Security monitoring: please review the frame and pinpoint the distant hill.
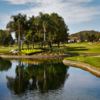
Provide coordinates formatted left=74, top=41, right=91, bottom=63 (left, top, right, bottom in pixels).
left=69, top=30, right=100, bottom=42
left=71, top=30, right=100, bottom=37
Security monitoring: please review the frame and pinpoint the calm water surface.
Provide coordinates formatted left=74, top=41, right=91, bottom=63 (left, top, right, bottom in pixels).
left=0, top=58, right=100, bottom=100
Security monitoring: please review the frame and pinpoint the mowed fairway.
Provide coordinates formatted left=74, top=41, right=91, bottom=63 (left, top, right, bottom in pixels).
left=66, top=42, right=100, bottom=54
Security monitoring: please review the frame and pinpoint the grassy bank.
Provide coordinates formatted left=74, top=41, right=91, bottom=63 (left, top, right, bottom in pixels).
left=65, top=56, right=100, bottom=68
left=64, top=42, right=100, bottom=68
left=65, top=42, right=100, bottom=54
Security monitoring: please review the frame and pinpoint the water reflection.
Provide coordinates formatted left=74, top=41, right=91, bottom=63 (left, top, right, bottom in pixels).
left=0, top=58, right=11, bottom=72
left=0, top=58, right=100, bottom=100
left=6, top=60, right=69, bottom=95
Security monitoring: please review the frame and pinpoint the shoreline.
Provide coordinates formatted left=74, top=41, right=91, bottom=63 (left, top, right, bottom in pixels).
left=0, top=54, right=100, bottom=77
left=0, top=54, right=68, bottom=59
left=63, top=59, right=100, bottom=77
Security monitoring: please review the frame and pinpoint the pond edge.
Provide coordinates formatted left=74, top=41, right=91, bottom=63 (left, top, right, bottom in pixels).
left=0, top=54, right=68, bottom=59
left=63, top=59, right=100, bottom=77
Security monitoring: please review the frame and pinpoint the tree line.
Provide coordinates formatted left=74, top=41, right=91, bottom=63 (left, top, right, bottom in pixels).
left=70, top=30, right=100, bottom=42
left=5, top=12, right=69, bottom=49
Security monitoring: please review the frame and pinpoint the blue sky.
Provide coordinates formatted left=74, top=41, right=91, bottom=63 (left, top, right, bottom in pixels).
left=0, top=0, right=100, bottom=34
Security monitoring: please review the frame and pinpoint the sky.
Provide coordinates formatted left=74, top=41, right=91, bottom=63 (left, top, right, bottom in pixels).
left=0, top=0, right=100, bottom=34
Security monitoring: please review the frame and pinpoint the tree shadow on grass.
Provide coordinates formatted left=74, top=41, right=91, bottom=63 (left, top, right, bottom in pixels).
left=66, top=46, right=88, bottom=51
left=65, top=46, right=89, bottom=57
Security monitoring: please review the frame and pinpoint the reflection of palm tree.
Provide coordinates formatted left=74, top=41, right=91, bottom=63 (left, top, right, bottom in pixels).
left=6, top=60, right=69, bottom=95
left=7, top=61, right=29, bottom=94
left=0, top=58, right=11, bottom=72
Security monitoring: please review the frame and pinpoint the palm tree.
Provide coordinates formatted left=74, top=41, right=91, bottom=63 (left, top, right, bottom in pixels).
left=7, top=13, right=27, bottom=51
left=39, top=13, right=50, bottom=47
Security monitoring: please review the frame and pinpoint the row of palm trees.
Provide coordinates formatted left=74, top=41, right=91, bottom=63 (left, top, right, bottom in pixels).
left=7, top=12, right=69, bottom=51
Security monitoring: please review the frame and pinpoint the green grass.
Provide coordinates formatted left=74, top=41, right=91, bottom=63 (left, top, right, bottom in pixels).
left=65, top=42, right=100, bottom=53
left=0, top=42, right=100, bottom=55
left=21, top=49, right=43, bottom=55
left=0, top=45, right=43, bottom=55
left=65, top=56, right=100, bottom=67
left=63, top=42, right=100, bottom=68
left=0, top=46, right=17, bottom=54
left=47, top=42, right=100, bottom=55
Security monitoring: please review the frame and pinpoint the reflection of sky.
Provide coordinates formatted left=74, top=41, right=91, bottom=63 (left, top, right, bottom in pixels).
left=0, top=73, right=11, bottom=100
left=0, top=60, right=18, bottom=100
left=6, top=60, right=18, bottom=78
left=63, top=67, right=100, bottom=100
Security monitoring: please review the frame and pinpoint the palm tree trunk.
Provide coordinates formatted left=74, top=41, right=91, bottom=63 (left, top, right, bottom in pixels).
left=43, top=22, right=46, bottom=42
left=18, top=20, right=21, bottom=52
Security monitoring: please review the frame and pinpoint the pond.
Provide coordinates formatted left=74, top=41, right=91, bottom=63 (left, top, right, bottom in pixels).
left=0, top=58, right=100, bottom=100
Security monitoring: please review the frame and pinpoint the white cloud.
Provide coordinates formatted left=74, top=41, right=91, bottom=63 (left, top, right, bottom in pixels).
left=5, top=0, right=34, bottom=4
left=16, top=0, right=100, bottom=24
left=6, top=0, right=93, bottom=5
left=2, top=0, right=100, bottom=32
left=64, top=0, right=93, bottom=4
left=0, top=14, right=11, bottom=29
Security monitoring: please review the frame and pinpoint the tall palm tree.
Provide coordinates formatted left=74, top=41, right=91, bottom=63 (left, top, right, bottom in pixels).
left=7, top=13, right=27, bottom=51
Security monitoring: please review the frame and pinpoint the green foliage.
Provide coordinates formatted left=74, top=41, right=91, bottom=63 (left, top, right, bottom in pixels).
left=0, top=30, right=13, bottom=46
left=7, top=13, right=27, bottom=40
left=6, top=12, right=69, bottom=49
